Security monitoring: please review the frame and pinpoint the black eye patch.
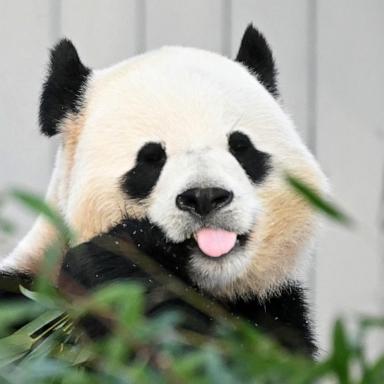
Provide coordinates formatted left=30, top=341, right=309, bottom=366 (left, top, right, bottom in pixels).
left=121, top=142, right=166, bottom=199
left=228, top=131, right=271, bottom=183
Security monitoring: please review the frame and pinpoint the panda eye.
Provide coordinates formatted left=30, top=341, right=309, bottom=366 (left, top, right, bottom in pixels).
left=228, top=131, right=251, bottom=153
left=137, top=142, right=166, bottom=164
left=228, top=131, right=271, bottom=184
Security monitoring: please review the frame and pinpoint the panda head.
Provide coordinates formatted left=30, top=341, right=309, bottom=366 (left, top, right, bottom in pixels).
left=7, top=25, right=328, bottom=299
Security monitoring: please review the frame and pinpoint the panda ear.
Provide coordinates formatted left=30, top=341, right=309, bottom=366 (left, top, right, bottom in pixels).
left=39, top=38, right=91, bottom=137
left=235, top=24, right=278, bottom=97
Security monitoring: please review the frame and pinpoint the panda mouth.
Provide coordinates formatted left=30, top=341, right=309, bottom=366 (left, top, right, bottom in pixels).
left=192, top=228, right=246, bottom=258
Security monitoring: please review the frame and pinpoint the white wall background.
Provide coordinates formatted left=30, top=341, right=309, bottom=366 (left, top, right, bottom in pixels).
left=0, top=0, right=383, bottom=355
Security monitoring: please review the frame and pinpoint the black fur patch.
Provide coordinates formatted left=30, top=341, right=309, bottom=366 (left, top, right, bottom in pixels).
left=39, top=38, right=91, bottom=136
left=227, top=285, right=316, bottom=355
left=0, top=271, right=35, bottom=334
left=58, top=218, right=316, bottom=355
left=228, top=131, right=271, bottom=183
left=121, top=142, right=167, bottom=199
left=60, top=218, right=192, bottom=291
left=235, top=24, right=279, bottom=97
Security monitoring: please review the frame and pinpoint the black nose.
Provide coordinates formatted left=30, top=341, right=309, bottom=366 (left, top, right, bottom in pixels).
left=176, top=187, right=233, bottom=216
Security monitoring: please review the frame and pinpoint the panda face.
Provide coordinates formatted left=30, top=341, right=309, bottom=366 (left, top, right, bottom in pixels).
left=128, top=136, right=263, bottom=290
left=126, top=133, right=267, bottom=243
left=2, top=26, right=328, bottom=298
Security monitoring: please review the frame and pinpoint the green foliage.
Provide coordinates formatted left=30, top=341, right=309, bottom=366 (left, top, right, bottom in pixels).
left=9, top=189, right=74, bottom=242
left=285, top=173, right=352, bottom=225
left=0, top=280, right=383, bottom=383
left=0, top=186, right=382, bottom=383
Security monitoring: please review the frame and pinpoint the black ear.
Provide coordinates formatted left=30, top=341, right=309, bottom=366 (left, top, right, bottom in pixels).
left=235, top=24, right=278, bottom=97
left=39, top=39, right=91, bottom=136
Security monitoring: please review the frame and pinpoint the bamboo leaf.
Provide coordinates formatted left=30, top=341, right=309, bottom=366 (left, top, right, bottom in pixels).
left=0, top=310, right=64, bottom=368
left=0, top=217, right=15, bottom=234
left=331, top=319, right=352, bottom=384
left=9, top=189, right=74, bottom=241
left=285, top=174, right=352, bottom=225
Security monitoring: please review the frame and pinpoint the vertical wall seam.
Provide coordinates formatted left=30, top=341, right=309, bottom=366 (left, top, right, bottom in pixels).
left=221, top=0, right=232, bottom=56
left=379, top=165, right=384, bottom=313
left=135, top=0, right=147, bottom=54
left=49, top=0, right=62, bottom=42
left=49, top=0, right=62, bottom=162
left=307, top=0, right=318, bottom=155
left=307, top=0, right=318, bottom=303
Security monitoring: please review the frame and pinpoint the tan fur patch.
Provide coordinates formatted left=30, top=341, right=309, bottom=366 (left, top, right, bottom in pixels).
left=216, top=166, right=325, bottom=299
left=58, top=114, right=85, bottom=207
left=68, top=186, right=149, bottom=245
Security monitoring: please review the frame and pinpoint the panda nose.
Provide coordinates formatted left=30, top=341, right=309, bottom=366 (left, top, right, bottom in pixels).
left=176, top=187, right=233, bottom=216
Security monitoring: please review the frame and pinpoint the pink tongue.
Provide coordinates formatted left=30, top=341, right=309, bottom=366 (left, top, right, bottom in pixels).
left=195, top=228, right=237, bottom=257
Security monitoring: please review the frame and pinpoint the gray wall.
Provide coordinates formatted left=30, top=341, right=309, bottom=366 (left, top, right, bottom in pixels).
left=0, top=0, right=383, bottom=355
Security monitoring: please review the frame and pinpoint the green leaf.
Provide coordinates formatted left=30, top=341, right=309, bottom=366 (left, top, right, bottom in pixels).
left=19, top=285, right=63, bottom=310
left=362, top=356, right=384, bottom=384
left=0, top=301, right=43, bottom=336
left=0, top=310, right=64, bottom=368
left=202, top=347, right=236, bottom=384
left=8, top=358, right=72, bottom=383
left=360, top=317, right=384, bottom=330
left=173, top=351, right=208, bottom=381
left=9, top=189, right=74, bottom=241
left=87, top=282, right=145, bottom=327
left=0, top=217, right=15, bottom=234
left=331, top=319, right=352, bottom=384
left=285, top=173, right=352, bottom=225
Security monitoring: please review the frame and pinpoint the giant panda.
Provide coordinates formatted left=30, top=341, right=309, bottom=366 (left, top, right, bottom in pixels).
left=0, top=25, right=328, bottom=356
